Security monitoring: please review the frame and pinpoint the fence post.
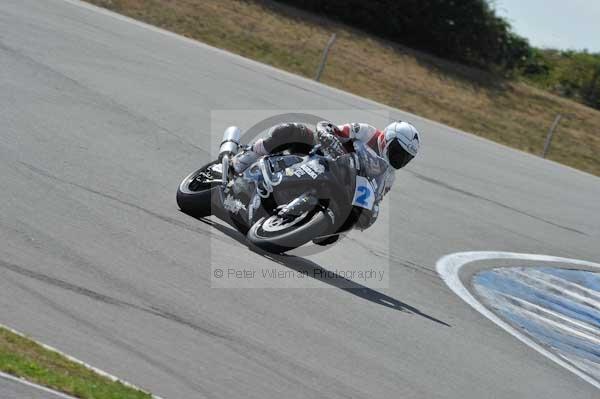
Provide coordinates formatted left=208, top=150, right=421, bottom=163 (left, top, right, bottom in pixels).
left=542, top=114, right=562, bottom=158
left=315, top=33, right=337, bottom=81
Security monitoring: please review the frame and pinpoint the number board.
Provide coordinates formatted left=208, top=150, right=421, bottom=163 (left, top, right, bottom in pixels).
left=352, top=175, right=375, bottom=210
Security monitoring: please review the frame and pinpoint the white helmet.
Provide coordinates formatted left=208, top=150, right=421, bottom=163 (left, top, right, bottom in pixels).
left=383, top=121, right=420, bottom=168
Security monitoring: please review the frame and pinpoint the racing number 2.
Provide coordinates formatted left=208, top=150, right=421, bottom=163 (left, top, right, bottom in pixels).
left=352, top=176, right=375, bottom=210
left=355, top=186, right=371, bottom=206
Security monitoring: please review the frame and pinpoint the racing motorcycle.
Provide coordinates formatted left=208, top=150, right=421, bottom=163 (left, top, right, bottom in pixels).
left=176, top=127, right=383, bottom=253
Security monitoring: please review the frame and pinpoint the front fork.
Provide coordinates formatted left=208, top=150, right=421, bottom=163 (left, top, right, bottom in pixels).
left=218, top=125, right=242, bottom=187
left=221, top=154, right=230, bottom=188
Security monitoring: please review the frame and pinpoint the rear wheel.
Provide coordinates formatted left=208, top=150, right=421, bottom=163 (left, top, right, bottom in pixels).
left=176, top=161, right=221, bottom=217
left=247, top=209, right=331, bottom=253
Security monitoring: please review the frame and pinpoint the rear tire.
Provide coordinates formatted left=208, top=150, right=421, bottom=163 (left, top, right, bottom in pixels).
left=247, top=209, right=331, bottom=254
left=177, top=161, right=220, bottom=217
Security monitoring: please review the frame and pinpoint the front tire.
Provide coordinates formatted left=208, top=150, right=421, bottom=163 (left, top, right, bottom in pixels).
left=177, top=161, right=221, bottom=217
left=247, top=209, right=331, bottom=253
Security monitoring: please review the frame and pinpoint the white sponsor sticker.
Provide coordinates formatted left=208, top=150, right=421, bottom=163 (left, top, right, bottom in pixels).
left=293, top=167, right=305, bottom=177
left=291, top=161, right=324, bottom=180
left=223, top=194, right=246, bottom=214
left=301, top=164, right=317, bottom=179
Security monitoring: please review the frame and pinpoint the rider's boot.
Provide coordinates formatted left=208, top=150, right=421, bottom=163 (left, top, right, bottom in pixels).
left=232, top=150, right=260, bottom=173
left=232, top=139, right=268, bottom=174
left=312, top=234, right=339, bottom=246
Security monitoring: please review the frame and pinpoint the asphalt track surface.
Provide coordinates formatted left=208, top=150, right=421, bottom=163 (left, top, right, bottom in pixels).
left=1, top=1, right=600, bottom=398
left=0, top=372, right=74, bottom=399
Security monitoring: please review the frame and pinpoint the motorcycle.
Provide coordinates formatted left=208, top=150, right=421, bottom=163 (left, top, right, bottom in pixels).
left=176, top=127, right=384, bottom=253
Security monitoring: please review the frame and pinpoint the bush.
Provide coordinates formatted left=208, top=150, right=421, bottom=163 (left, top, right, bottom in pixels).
left=522, top=49, right=600, bottom=109
left=273, top=0, right=531, bottom=70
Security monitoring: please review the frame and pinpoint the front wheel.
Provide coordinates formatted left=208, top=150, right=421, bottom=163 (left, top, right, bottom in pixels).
left=247, top=209, right=331, bottom=254
left=177, top=161, right=221, bottom=217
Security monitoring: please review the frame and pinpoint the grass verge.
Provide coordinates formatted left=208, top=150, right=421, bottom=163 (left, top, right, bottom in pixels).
left=0, top=326, right=151, bottom=399
left=86, top=0, right=600, bottom=176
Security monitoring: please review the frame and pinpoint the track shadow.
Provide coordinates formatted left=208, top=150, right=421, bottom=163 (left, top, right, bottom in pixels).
left=193, top=215, right=450, bottom=327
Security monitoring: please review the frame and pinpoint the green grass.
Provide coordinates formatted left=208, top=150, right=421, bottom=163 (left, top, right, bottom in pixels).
left=0, top=326, right=151, bottom=399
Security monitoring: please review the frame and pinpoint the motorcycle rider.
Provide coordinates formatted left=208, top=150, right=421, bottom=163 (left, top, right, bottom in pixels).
left=233, top=120, right=421, bottom=243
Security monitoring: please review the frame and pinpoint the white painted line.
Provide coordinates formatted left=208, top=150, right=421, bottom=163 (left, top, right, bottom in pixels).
left=0, top=323, right=165, bottom=399
left=58, top=0, right=599, bottom=181
left=436, top=251, right=600, bottom=390
left=0, top=371, right=79, bottom=399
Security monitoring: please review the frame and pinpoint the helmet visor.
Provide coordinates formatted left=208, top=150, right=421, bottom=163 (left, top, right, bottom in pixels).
left=388, top=139, right=414, bottom=169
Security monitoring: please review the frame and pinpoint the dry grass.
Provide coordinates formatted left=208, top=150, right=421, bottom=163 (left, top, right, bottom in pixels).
left=88, top=0, right=600, bottom=176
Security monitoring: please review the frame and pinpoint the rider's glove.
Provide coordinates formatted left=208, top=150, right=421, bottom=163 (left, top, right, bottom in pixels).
left=317, top=131, right=345, bottom=159
left=316, top=121, right=337, bottom=136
